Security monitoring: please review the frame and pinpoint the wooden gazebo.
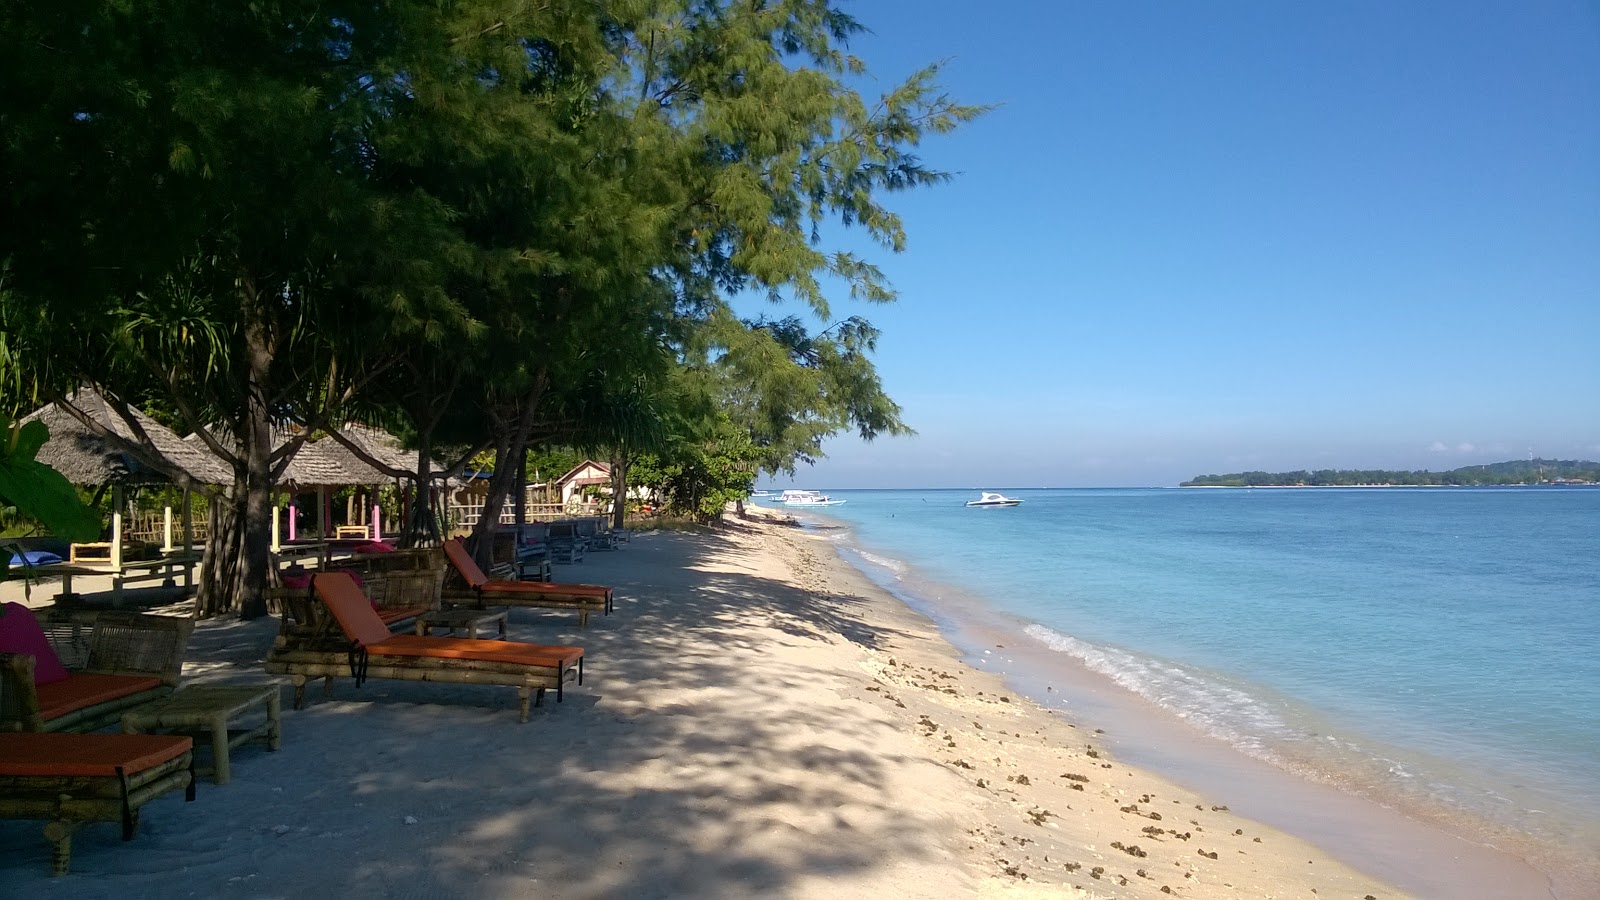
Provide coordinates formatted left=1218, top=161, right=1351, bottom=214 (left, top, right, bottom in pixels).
left=24, top=388, right=230, bottom=592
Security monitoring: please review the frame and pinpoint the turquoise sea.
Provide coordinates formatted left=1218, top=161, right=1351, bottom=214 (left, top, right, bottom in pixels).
left=756, top=486, right=1600, bottom=895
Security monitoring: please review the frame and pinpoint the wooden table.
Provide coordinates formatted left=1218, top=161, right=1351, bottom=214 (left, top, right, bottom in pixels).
left=121, top=683, right=283, bottom=785
left=37, top=551, right=202, bottom=604
left=415, top=607, right=510, bottom=640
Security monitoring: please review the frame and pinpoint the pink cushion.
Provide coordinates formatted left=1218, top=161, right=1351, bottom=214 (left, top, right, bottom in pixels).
left=0, top=602, right=72, bottom=686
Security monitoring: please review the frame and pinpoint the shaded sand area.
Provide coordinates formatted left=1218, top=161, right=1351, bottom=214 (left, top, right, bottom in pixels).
left=0, top=514, right=1545, bottom=897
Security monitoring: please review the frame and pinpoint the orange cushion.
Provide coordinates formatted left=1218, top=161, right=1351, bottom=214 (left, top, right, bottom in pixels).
left=35, top=674, right=164, bottom=721
left=0, top=733, right=192, bottom=777
left=376, top=606, right=430, bottom=625
left=315, top=572, right=393, bottom=647
left=367, top=634, right=583, bottom=667
left=483, top=580, right=610, bottom=598
left=443, top=539, right=490, bottom=589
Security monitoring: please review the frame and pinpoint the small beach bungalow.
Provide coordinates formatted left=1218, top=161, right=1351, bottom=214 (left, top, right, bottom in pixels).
left=553, top=460, right=612, bottom=509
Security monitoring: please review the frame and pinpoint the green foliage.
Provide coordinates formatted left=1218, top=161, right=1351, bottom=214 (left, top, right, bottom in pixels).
left=0, top=0, right=978, bottom=609
left=0, top=421, right=101, bottom=543
left=0, top=420, right=102, bottom=585
left=1181, top=459, right=1600, bottom=487
left=630, top=416, right=760, bottom=523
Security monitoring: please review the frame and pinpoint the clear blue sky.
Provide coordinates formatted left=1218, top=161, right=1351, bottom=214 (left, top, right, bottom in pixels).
left=760, top=1, right=1600, bottom=489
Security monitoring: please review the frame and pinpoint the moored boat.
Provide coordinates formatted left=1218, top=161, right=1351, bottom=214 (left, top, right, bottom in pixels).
left=779, top=489, right=847, bottom=507
left=965, top=491, right=1022, bottom=508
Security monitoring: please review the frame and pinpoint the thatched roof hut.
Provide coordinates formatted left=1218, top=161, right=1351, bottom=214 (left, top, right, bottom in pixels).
left=339, top=423, right=417, bottom=478
left=278, top=434, right=387, bottom=488
left=25, top=389, right=232, bottom=487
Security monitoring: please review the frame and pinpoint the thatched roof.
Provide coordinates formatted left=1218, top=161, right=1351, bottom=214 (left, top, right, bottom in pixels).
left=339, top=423, right=416, bottom=476
left=278, top=434, right=388, bottom=488
left=24, top=389, right=233, bottom=487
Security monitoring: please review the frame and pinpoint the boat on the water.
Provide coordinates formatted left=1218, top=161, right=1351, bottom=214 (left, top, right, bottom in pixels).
left=965, top=491, right=1022, bottom=508
left=779, top=489, right=847, bottom=507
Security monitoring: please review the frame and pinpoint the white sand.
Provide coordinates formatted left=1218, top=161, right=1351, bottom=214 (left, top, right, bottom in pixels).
left=0, top=515, right=1537, bottom=897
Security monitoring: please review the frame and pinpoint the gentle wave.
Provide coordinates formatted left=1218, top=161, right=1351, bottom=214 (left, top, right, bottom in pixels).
left=848, top=548, right=908, bottom=577
left=1023, top=623, right=1289, bottom=761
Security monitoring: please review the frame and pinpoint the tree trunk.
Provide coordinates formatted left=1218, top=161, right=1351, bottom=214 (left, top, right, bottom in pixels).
left=195, top=492, right=241, bottom=618
left=467, top=378, right=545, bottom=568
left=609, top=451, right=629, bottom=531
left=467, top=434, right=513, bottom=570
left=401, top=433, right=440, bottom=547
left=196, top=278, right=275, bottom=619
left=196, top=353, right=275, bottom=611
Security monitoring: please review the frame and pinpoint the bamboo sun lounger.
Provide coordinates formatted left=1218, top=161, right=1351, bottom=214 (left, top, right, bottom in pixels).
left=264, top=572, right=584, bottom=722
left=441, top=539, right=614, bottom=627
left=1, top=604, right=193, bottom=733
left=0, top=732, right=196, bottom=874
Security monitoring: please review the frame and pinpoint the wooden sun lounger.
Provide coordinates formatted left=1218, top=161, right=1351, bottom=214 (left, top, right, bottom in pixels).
left=264, top=572, right=584, bottom=722
left=440, top=539, right=613, bottom=627
left=2, top=609, right=192, bottom=733
left=0, top=732, right=196, bottom=874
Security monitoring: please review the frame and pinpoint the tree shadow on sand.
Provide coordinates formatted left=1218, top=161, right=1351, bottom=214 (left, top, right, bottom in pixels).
left=0, top=528, right=958, bottom=898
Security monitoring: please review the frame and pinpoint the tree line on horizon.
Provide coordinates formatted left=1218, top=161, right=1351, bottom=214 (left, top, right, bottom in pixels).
left=0, top=1, right=983, bottom=617
left=1180, top=458, right=1600, bottom=487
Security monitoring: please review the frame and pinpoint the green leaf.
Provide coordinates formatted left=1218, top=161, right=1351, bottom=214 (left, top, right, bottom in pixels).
left=0, top=421, right=102, bottom=542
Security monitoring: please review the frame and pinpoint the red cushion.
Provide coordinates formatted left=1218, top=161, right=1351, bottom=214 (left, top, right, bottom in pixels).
left=0, top=602, right=71, bottom=685
left=281, top=573, right=312, bottom=589
left=367, top=634, right=583, bottom=667
left=0, top=733, right=192, bottom=777
left=353, top=541, right=395, bottom=554
left=484, top=580, right=610, bottom=598
left=376, top=606, right=429, bottom=626
left=35, top=674, right=164, bottom=721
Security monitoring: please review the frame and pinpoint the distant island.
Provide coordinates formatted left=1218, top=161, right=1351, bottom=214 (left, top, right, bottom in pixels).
left=1181, top=458, right=1600, bottom=488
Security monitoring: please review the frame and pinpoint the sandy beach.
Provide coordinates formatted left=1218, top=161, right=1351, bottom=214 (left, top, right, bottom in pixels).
left=0, top=513, right=1552, bottom=897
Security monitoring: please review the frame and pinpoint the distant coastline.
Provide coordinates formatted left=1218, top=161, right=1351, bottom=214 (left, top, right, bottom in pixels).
left=1180, top=482, right=1598, bottom=488
left=1180, top=457, right=1600, bottom=488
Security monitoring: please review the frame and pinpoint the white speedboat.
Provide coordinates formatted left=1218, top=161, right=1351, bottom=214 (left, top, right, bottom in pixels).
left=779, top=489, right=847, bottom=507
left=965, top=491, right=1022, bottom=508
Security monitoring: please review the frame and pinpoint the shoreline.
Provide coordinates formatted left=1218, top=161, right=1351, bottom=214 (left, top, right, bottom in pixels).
left=0, top=516, right=1560, bottom=896
left=748, top=510, right=1416, bottom=896
left=794, top=509, right=1580, bottom=898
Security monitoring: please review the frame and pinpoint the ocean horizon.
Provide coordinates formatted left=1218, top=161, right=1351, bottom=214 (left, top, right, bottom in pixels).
left=756, top=485, right=1600, bottom=895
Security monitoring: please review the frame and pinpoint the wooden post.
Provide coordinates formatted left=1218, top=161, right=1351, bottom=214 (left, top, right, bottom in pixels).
left=287, top=499, right=298, bottom=542
left=111, top=483, right=125, bottom=605
left=372, top=504, right=382, bottom=542
left=271, top=501, right=281, bottom=552
left=318, top=486, right=329, bottom=538
left=181, top=486, right=194, bottom=592
left=110, top=484, right=125, bottom=570
left=163, top=505, right=174, bottom=552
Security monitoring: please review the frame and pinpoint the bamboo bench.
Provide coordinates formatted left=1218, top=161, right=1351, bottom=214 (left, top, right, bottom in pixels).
left=1, top=608, right=192, bottom=734
left=0, top=732, right=196, bottom=874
